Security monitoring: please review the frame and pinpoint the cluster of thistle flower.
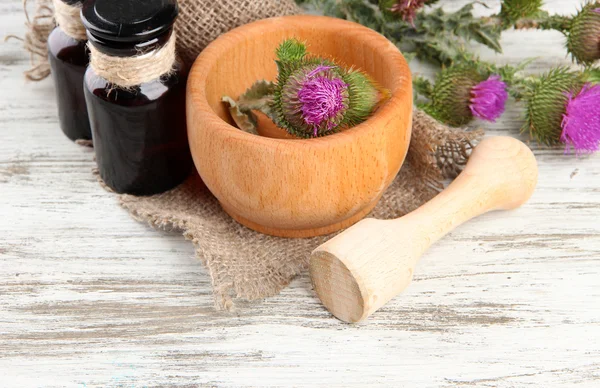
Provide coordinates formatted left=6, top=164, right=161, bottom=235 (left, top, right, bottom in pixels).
left=413, top=1, right=600, bottom=154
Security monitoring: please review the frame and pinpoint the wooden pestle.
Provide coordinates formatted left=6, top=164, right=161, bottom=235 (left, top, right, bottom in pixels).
left=309, top=136, right=538, bottom=323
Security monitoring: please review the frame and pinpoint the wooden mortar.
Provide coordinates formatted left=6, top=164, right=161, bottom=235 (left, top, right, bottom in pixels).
left=186, top=15, right=413, bottom=238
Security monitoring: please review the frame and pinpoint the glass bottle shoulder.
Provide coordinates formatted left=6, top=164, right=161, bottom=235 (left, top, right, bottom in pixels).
left=48, top=27, right=89, bottom=66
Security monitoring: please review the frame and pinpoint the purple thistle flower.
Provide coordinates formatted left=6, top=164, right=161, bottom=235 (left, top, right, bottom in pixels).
left=469, top=75, right=508, bottom=122
left=390, top=0, right=428, bottom=26
left=298, top=67, right=349, bottom=137
left=593, top=8, right=600, bottom=14
left=561, top=83, right=600, bottom=154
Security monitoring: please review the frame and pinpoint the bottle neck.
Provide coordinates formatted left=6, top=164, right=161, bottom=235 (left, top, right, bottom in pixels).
left=53, top=0, right=87, bottom=41
left=87, top=29, right=178, bottom=89
left=87, top=29, right=173, bottom=58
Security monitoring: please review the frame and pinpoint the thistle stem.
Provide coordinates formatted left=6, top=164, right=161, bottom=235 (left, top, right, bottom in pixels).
left=514, top=14, right=572, bottom=33
left=481, top=13, right=572, bottom=33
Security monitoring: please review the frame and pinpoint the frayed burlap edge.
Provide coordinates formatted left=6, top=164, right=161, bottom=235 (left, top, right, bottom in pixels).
left=116, top=109, right=483, bottom=310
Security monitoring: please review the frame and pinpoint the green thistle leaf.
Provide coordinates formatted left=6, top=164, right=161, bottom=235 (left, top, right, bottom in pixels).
left=413, top=76, right=434, bottom=100
left=378, top=0, right=397, bottom=19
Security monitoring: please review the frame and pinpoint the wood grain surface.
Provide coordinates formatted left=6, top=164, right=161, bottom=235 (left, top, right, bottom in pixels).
left=1, top=0, right=599, bottom=387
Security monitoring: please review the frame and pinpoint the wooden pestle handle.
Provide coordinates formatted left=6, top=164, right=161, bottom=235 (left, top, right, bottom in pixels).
left=309, top=137, right=538, bottom=323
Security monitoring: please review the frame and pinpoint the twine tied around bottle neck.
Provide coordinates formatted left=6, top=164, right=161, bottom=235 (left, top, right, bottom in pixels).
left=52, top=0, right=86, bottom=41
left=88, top=32, right=177, bottom=88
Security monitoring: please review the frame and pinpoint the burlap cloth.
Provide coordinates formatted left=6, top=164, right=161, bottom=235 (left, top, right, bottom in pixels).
left=175, top=0, right=301, bottom=65
left=12, top=0, right=483, bottom=309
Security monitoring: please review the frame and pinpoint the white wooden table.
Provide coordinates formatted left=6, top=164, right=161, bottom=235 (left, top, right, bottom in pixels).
left=1, top=0, right=599, bottom=386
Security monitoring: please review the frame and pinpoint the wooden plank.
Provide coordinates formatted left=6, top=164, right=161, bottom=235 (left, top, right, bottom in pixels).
left=1, top=0, right=599, bottom=386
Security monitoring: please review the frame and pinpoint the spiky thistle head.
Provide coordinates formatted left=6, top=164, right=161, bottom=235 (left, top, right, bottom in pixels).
left=561, top=83, right=600, bottom=154
left=425, top=66, right=483, bottom=127
left=281, top=64, right=350, bottom=137
left=522, top=67, right=586, bottom=146
left=271, top=39, right=387, bottom=138
left=500, top=0, right=544, bottom=24
left=425, top=66, right=507, bottom=127
left=566, top=2, right=600, bottom=65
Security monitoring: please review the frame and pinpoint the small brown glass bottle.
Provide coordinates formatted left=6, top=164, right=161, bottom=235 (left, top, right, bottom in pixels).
left=81, top=0, right=193, bottom=196
left=47, top=0, right=92, bottom=141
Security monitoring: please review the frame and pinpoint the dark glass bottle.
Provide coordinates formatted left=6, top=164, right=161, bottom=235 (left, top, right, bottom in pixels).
left=81, top=0, right=192, bottom=196
left=47, top=0, right=92, bottom=141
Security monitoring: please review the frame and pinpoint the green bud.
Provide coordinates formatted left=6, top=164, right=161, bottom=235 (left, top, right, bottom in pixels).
left=522, top=67, right=585, bottom=146
left=276, top=38, right=308, bottom=63
left=500, top=0, right=544, bottom=24
left=566, top=3, right=600, bottom=65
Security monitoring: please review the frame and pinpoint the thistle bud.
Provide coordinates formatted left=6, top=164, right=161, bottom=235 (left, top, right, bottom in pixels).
left=522, top=67, right=586, bottom=147
left=500, top=0, right=544, bottom=24
left=426, top=66, right=508, bottom=127
left=272, top=40, right=386, bottom=138
left=566, top=3, right=600, bottom=65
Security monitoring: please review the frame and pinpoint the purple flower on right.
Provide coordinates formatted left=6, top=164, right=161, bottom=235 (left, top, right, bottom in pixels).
left=469, top=75, right=509, bottom=122
left=561, top=83, right=600, bottom=154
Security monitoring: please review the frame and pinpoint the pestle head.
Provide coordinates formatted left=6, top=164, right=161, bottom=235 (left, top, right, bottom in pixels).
left=309, top=218, right=414, bottom=323
left=310, top=250, right=366, bottom=323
